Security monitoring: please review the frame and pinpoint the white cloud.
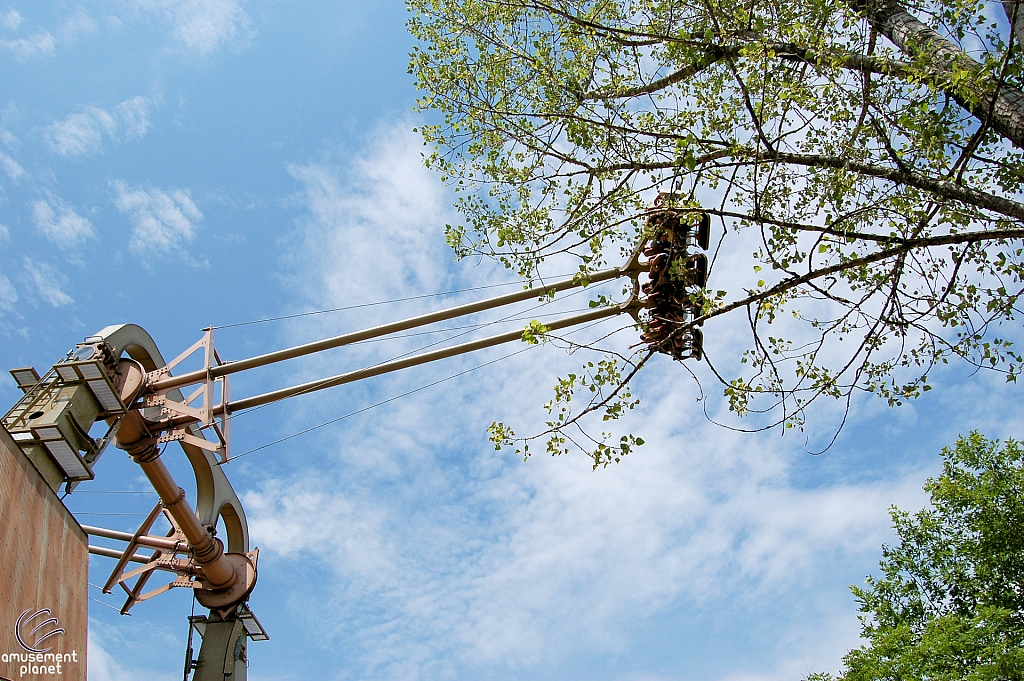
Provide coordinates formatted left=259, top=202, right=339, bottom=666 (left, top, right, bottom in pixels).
left=1, top=30, right=54, bottom=61
left=87, top=634, right=133, bottom=681
left=0, top=265, right=16, bottom=312
left=88, top=619, right=179, bottom=681
left=57, top=8, right=96, bottom=42
left=47, top=96, right=156, bottom=156
left=0, top=150, right=23, bottom=180
left=31, top=195, right=96, bottom=247
left=22, top=257, right=72, bottom=306
left=46, top=106, right=115, bottom=156
left=0, top=8, right=94, bottom=61
left=114, top=96, right=153, bottom=139
left=244, top=393, right=928, bottom=676
left=1, top=8, right=20, bottom=31
left=111, top=181, right=202, bottom=256
left=286, top=125, right=452, bottom=315
left=142, top=0, right=253, bottom=54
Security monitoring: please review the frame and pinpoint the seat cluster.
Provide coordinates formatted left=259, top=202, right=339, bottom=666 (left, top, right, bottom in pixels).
left=639, top=210, right=710, bottom=361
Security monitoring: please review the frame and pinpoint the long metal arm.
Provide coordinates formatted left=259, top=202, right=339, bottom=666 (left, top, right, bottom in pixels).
left=88, top=545, right=151, bottom=565
left=82, top=524, right=181, bottom=552
left=222, top=303, right=630, bottom=413
left=151, top=265, right=631, bottom=392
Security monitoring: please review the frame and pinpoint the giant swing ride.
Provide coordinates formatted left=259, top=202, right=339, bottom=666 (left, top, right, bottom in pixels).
left=0, top=206, right=709, bottom=681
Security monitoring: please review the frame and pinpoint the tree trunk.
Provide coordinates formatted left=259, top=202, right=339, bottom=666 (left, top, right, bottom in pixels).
left=852, top=0, right=1024, bottom=149
left=1004, top=1, right=1024, bottom=50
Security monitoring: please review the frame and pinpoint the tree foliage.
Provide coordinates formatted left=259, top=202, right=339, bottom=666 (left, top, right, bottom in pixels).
left=407, top=0, right=1024, bottom=461
left=808, top=432, right=1024, bottom=680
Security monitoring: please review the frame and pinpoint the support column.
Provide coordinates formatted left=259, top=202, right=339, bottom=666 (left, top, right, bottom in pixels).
left=191, top=614, right=247, bottom=681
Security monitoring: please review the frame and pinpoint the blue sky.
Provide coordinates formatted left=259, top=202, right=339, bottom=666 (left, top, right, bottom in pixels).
left=1, top=2, right=1022, bottom=681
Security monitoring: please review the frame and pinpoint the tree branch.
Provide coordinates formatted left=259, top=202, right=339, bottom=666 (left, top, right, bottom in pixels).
left=580, top=41, right=911, bottom=101
left=697, top=227, right=1024, bottom=328
left=759, top=150, right=1024, bottom=220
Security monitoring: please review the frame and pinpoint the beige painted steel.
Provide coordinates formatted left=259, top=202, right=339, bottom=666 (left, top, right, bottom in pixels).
left=88, top=324, right=255, bottom=614
left=0, top=425, right=87, bottom=681
left=88, top=324, right=249, bottom=553
left=81, top=524, right=181, bottom=552
left=192, top=617, right=247, bottom=681
left=130, top=449, right=236, bottom=589
left=225, top=303, right=628, bottom=413
left=87, top=544, right=152, bottom=564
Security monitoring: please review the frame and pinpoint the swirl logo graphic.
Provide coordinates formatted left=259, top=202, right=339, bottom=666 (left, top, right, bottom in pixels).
left=15, top=609, right=65, bottom=653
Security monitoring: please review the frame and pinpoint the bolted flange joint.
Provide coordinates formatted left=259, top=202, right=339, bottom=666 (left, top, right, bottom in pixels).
left=115, top=410, right=161, bottom=461
left=192, top=533, right=227, bottom=568
left=126, top=441, right=162, bottom=463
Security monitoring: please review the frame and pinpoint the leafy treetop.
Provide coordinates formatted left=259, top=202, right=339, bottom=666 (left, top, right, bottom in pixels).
left=408, top=0, right=1024, bottom=462
left=809, top=432, right=1024, bottom=680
